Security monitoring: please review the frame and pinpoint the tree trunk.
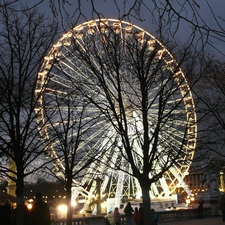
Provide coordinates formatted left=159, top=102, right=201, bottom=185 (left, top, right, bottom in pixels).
left=66, top=178, right=73, bottom=225
left=15, top=163, right=25, bottom=225
left=141, top=181, right=151, bottom=225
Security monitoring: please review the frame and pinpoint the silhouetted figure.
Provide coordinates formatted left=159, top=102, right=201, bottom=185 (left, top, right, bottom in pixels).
left=197, top=198, right=204, bottom=218
left=133, top=207, right=141, bottom=225
left=139, top=203, right=144, bottom=225
left=124, top=202, right=134, bottom=225
left=0, top=199, right=12, bottom=225
left=11, top=204, right=30, bottom=225
left=30, top=193, right=50, bottom=225
left=113, top=207, right=121, bottom=225
left=151, top=209, right=159, bottom=225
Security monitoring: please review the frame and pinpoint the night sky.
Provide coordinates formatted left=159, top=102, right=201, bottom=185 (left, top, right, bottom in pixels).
left=21, top=0, right=224, bottom=55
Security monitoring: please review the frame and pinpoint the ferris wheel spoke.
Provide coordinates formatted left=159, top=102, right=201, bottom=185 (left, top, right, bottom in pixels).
left=69, top=39, right=120, bottom=96
left=53, top=45, right=119, bottom=99
left=80, top=130, right=119, bottom=185
left=47, top=72, right=75, bottom=89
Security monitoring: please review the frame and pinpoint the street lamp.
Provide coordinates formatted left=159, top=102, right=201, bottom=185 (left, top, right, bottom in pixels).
left=27, top=199, right=33, bottom=209
left=57, top=204, right=67, bottom=218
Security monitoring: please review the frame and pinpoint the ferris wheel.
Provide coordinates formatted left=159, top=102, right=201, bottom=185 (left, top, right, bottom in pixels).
left=35, top=19, right=197, bottom=211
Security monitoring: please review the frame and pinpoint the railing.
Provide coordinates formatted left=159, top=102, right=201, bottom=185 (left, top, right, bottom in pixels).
left=158, top=207, right=211, bottom=222
left=51, top=216, right=107, bottom=225
left=50, top=207, right=212, bottom=225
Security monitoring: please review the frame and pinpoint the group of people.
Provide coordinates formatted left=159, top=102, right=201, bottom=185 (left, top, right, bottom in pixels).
left=113, top=202, right=158, bottom=225
left=0, top=192, right=50, bottom=225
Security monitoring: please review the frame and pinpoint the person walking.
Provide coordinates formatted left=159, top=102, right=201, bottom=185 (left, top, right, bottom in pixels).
left=30, top=193, right=51, bottom=225
left=113, top=207, right=121, bottom=225
left=133, top=207, right=141, bottom=225
left=124, top=202, right=134, bottom=225
left=219, top=192, right=225, bottom=222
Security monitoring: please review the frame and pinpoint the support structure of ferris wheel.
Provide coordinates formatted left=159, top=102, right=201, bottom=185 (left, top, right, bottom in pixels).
left=35, top=18, right=197, bottom=212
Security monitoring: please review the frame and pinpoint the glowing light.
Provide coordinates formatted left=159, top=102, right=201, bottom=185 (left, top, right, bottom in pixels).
left=100, top=20, right=109, bottom=33
left=113, top=22, right=121, bottom=34
left=58, top=204, right=67, bottom=213
left=136, top=190, right=142, bottom=198
left=27, top=199, right=33, bottom=210
left=71, top=200, right=76, bottom=207
left=148, top=39, right=155, bottom=50
left=190, top=195, right=195, bottom=202
left=27, top=203, right=33, bottom=210
left=101, top=202, right=106, bottom=209
left=57, top=204, right=68, bottom=219
left=80, top=209, right=84, bottom=214
left=64, top=37, right=71, bottom=46
left=75, top=32, right=83, bottom=39
left=186, top=198, right=190, bottom=204
left=88, top=27, right=95, bottom=34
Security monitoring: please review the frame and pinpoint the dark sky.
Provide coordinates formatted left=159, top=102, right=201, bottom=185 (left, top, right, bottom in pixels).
left=22, top=0, right=225, bottom=54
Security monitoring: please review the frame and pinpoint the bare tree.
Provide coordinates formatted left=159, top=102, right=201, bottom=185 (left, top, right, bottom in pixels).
left=38, top=87, right=104, bottom=225
left=0, top=5, right=58, bottom=225
left=38, top=19, right=204, bottom=225
left=194, top=57, right=225, bottom=170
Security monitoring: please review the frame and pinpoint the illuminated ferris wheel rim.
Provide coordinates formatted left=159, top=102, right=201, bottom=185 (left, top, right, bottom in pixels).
left=37, top=17, right=197, bottom=156
left=35, top=18, right=197, bottom=200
